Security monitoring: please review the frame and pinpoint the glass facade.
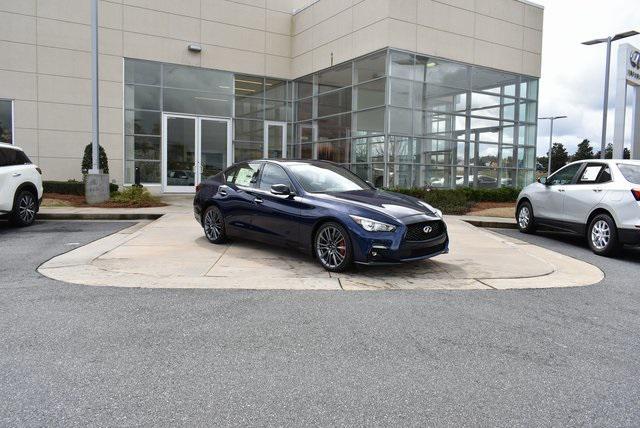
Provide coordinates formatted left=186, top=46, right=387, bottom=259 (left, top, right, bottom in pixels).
left=0, top=99, right=12, bottom=145
left=124, top=49, right=538, bottom=188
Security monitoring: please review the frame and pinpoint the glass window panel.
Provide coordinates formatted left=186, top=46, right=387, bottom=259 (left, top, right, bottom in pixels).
left=125, top=59, right=161, bottom=85
left=503, top=126, right=514, bottom=145
left=520, top=79, right=538, bottom=100
left=297, top=122, right=313, bottom=143
left=519, top=124, right=536, bottom=146
left=416, top=111, right=466, bottom=139
left=317, top=113, right=351, bottom=141
left=355, top=107, right=385, bottom=136
left=501, top=146, right=515, bottom=167
left=413, top=83, right=467, bottom=112
left=125, top=110, right=161, bottom=135
left=389, top=50, right=414, bottom=79
left=519, top=101, right=537, bottom=123
left=235, top=96, right=264, bottom=119
left=503, top=103, right=515, bottom=121
left=296, top=75, right=314, bottom=99
left=389, top=136, right=418, bottom=164
left=125, top=160, right=161, bottom=184
left=318, top=88, right=352, bottom=117
left=265, top=100, right=288, bottom=121
left=265, top=78, right=288, bottom=100
left=420, top=166, right=453, bottom=188
left=415, top=57, right=470, bottom=89
left=356, top=51, right=386, bottom=83
left=0, top=99, right=12, bottom=144
left=470, top=167, right=499, bottom=188
left=235, top=75, right=264, bottom=97
left=389, top=107, right=412, bottom=135
left=164, top=64, right=233, bottom=93
left=517, top=169, right=535, bottom=187
left=389, top=78, right=412, bottom=108
left=233, top=142, right=263, bottom=162
left=318, top=63, right=352, bottom=93
left=296, top=98, right=312, bottom=121
left=472, top=68, right=518, bottom=95
left=348, top=163, right=384, bottom=187
left=419, top=139, right=455, bottom=165
left=456, top=141, right=466, bottom=165
left=353, top=136, right=385, bottom=163
left=392, top=163, right=418, bottom=188
left=300, top=143, right=313, bottom=159
left=125, top=85, right=160, bottom=110
left=317, top=139, right=350, bottom=163
left=356, top=78, right=385, bottom=109
left=517, top=147, right=536, bottom=169
left=500, top=169, right=516, bottom=187
left=125, top=136, right=161, bottom=160
left=163, top=89, right=232, bottom=116
left=234, top=119, right=264, bottom=142
left=470, top=118, right=501, bottom=142
left=477, top=143, right=499, bottom=167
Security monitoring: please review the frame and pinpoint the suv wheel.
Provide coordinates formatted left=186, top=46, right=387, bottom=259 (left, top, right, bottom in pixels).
left=516, top=201, right=536, bottom=234
left=314, top=222, right=353, bottom=272
left=203, top=205, right=227, bottom=244
left=10, top=189, right=37, bottom=227
left=588, top=214, right=620, bottom=256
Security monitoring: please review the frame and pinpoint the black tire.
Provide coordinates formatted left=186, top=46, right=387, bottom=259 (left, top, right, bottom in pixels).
left=202, top=205, right=227, bottom=244
left=9, top=189, right=37, bottom=227
left=314, top=222, right=353, bottom=272
left=587, top=214, right=620, bottom=257
left=516, top=201, right=536, bottom=234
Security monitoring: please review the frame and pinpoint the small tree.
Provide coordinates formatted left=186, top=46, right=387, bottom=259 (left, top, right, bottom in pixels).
left=624, top=147, right=631, bottom=159
left=549, top=142, right=569, bottom=173
left=572, top=139, right=594, bottom=161
left=595, top=144, right=632, bottom=159
left=82, top=143, right=109, bottom=175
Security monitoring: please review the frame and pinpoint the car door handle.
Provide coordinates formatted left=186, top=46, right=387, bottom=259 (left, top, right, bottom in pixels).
left=12, top=173, right=21, bottom=177
left=557, top=188, right=565, bottom=192
left=593, top=188, right=603, bottom=192
left=218, top=185, right=228, bottom=196
left=254, top=197, right=263, bottom=204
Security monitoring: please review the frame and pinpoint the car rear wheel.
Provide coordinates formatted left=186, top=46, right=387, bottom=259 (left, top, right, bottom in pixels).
left=203, top=206, right=227, bottom=244
left=588, top=214, right=620, bottom=257
left=516, top=201, right=536, bottom=234
left=314, top=222, right=353, bottom=272
left=10, top=190, right=37, bottom=227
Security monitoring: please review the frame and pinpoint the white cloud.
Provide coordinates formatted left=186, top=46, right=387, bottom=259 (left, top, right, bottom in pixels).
left=533, top=0, right=640, bottom=156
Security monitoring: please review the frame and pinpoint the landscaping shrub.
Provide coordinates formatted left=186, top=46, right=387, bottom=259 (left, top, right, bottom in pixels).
left=109, top=186, right=162, bottom=207
left=81, top=143, right=109, bottom=175
left=44, top=180, right=118, bottom=195
left=387, top=187, right=521, bottom=215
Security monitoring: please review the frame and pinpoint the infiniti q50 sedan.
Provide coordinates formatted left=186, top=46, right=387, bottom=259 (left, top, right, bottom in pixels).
left=193, top=160, right=449, bottom=272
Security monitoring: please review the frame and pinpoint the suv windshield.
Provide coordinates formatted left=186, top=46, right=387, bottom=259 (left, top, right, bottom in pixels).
left=288, top=163, right=370, bottom=193
left=618, top=164, right=640, bottom=184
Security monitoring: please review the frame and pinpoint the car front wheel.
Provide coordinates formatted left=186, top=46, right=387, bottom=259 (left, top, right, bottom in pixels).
left=588, top=214, right=620, bottom=257
left=203, top=205, right=227, bottom=244
left=314, top=222, right=353, bottom=272
left=10, top=190, right=37, bottom=227
left=516, top=201, right=536, bottom=234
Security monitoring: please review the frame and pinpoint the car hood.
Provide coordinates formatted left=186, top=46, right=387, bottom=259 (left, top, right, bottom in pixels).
left=315, top=189, right=440, bottom=222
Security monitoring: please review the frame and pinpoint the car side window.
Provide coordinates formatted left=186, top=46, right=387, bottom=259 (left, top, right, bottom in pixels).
left=231, top=163, right=260, bottom=188
left=0, top=148, right=8, bottom=167
left=259, top=163, right=293, bottom=191
left=577, top=164, right=604, bottom=184
left=547, top=163, right=581, bottom=186
left=597, top=166, right=612, bottom=183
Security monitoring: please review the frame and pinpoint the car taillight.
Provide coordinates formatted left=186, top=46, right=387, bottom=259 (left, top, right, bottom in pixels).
left=632, top=189, right=640, bottom=201
left=195, top=183, right=202, bottom=193
left=36, top=167, right=42, bottom=175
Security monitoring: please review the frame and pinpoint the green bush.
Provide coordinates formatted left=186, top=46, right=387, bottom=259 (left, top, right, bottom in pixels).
left=386, top=187, right=521, bottom=215
left=44, top=180, right=118, bottom=195
left=109, top=186, right=161, bottom=206
left=81, top=143, right=109, bottom=175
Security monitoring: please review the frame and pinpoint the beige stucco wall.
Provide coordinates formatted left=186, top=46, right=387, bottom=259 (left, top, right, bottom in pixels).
left=0, top=0, right=542, bottom=184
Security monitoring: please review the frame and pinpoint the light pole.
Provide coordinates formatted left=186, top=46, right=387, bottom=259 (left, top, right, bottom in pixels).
left=583, top=30, right=640, bottom=159
left=539, top=115, right=567, bottom=176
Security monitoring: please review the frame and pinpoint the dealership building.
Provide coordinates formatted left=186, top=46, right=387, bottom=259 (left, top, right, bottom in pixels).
left=0, top=0, right=543, bottom=192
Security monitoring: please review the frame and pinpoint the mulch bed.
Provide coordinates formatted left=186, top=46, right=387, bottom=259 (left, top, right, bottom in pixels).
left=42, top=193, right=167, bottom=208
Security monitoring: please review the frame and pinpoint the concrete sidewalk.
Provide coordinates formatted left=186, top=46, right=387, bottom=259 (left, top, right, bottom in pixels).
left=38, top=210, right=603, bottom=291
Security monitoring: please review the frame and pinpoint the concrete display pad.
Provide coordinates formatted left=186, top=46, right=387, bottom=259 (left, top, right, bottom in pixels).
left=37, top=212, right=604, bottom=291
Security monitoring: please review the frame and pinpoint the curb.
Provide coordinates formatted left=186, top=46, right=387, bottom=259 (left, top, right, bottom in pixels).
left=38, top=213, right=164, bottom=221
left=462, top=218, right=518, bottom=229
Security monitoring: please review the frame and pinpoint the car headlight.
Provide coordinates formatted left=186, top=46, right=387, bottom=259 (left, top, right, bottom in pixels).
left=418, top=201, right=443, bottom=218
left=349, top=215, right=397, bottom=232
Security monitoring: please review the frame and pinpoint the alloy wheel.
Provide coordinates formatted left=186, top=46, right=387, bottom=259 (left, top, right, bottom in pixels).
left=518, top=206, right=530, bottom=229
left=316, top=226, right=347, bottom=269
left=204, top=209, right=223, bottom=241
left=591, top=220, right=611, bottom=250
left=18, top=193, right=36, bottom=224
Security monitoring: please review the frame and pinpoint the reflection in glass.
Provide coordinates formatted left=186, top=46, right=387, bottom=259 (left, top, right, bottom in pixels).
left=0, top=99, right=12, bottom=144
left=266, top=124, right=284, bottom=158
left=234, top=142, right=263, bottom=162
left=201, top=120, right=228, bottom=178
left=166, top=117, right=196, bottom=187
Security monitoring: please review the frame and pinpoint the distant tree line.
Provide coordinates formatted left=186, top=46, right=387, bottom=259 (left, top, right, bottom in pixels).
left=537, top=139, right=631, bottom=174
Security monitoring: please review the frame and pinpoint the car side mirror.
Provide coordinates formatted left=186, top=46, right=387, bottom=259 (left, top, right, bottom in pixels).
left=271, top=184, right=291, bottom=196
left=538, top=176, right=548, bottom=185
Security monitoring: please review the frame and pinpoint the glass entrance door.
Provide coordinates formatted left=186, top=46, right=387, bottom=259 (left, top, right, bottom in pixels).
left=264, top=121, right=287, bottom=159
left=163, top=114, right=231, bottom=192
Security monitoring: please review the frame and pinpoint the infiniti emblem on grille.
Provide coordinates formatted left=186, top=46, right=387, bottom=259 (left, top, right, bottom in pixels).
left=423, top=225, right=433, bottom=234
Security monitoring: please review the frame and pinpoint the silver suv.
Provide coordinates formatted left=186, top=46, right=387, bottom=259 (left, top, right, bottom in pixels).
left=0, top=143, right=43, bottom=227
left=516, top=160, right=640, bottom=256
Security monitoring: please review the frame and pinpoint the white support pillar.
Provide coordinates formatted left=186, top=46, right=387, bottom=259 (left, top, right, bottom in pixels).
left=613, top=43, right=640, bottom=160
left=613, top=45, right=629, bottom=159
left=633, top=87, right=640, bottom=158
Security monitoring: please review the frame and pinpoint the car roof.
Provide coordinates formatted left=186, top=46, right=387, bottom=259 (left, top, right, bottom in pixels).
left=243, top=159, right=338, bottom=167
left=568, top=159, right=640, bottom=166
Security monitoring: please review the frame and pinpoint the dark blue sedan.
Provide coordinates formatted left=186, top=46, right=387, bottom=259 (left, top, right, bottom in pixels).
left=194, top=160, right=449, bottom=272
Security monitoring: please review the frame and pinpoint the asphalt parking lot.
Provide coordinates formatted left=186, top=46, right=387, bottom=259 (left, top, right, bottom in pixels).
left=1, top=220, right=640, bottom=426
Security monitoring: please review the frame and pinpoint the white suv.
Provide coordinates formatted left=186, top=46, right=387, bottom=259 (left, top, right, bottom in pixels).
left=516, top=159, right=640, bottom=256
left=0, top=143, right=43, bottom=227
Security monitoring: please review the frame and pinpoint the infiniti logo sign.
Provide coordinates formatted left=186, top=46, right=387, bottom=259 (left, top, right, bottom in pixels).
left=631, top=51, right=640, bottom=69
left=423, top=225, right=433, bottom=234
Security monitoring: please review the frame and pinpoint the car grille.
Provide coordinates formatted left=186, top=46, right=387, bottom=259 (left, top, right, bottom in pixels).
left=404, top=220, right=444, bottom=242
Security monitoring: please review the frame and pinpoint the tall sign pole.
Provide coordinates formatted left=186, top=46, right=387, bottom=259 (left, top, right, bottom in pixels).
left=613, top=43, right=640, bottom=159
left=600, top=38, right=612, bottom=159
left=91, top=0, right=99, bottom=172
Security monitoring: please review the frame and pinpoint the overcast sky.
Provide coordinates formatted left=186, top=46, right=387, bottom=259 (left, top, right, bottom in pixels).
left=533, top=0, right=640, bottom=156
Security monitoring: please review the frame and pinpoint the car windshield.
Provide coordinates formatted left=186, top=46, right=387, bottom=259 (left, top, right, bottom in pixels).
left=618, top=164, right=640, bottom=184
left=288, top=163, right=370, bottom=193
